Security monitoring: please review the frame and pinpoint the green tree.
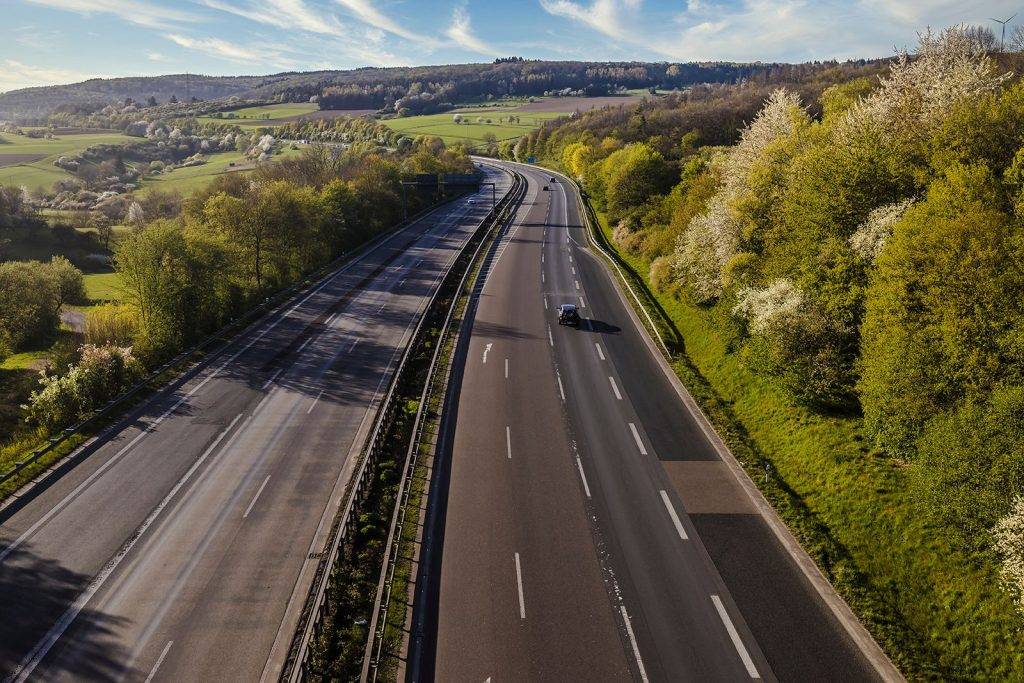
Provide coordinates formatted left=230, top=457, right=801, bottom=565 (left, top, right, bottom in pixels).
left=600, top=143, right=672, bottom=218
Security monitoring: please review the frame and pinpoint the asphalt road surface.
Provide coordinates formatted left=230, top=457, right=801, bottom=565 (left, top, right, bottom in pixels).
left=0, top=165, right=511, bottom=682
left=427, top=160, right=884, bottom=682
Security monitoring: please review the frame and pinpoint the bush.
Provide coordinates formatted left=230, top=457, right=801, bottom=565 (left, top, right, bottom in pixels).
left=0, top=260, right=60, bottom=350
left=24, top=344, right=144, bottom=432
left=994, top=496, right=1024, bottom=614
left=84, top=305, right=139, bottom=346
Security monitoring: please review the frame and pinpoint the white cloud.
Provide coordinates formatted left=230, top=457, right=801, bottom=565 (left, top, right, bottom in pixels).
left=201, top=0, right=346, bottom=36
left=538, top=0, right=633, bottom=40
left=147, top=51, right=170, bottom=62
left=165, top=33, right=265, bottom=62
left=446, top=5, right=496, bottom=56
left=19, top=0, right=196, bottom=29
left=333, top=0, right=438, bottom=46
left=0, top=59, right=99, bottom=93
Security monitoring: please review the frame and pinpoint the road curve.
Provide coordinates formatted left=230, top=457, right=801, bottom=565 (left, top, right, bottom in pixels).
left=424, top=160, right=883, bottom=682
left=0, top=165, right=511, bottom=682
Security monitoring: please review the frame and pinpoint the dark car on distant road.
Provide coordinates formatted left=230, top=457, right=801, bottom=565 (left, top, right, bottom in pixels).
left=557, top=303, right=580, bottom=326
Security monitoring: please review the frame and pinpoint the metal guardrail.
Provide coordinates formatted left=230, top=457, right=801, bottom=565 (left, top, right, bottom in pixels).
left=0, top=197, right=462, bottom=494
left=283, top=168, right=524, bottom=683
left=360, top=167, right=526, bottom=682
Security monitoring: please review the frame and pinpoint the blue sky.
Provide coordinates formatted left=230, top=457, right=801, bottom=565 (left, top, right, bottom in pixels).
left=1, top=0, right=1020, bottom=92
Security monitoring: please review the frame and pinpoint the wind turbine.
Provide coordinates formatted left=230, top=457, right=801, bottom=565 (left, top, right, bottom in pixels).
left=990, top=13, right=1017, bottom=51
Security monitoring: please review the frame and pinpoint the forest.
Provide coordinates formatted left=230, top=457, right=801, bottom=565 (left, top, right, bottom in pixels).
left=502, top=28, right=1024, bottom=678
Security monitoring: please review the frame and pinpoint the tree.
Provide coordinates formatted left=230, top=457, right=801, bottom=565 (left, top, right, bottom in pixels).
left=47, top=255, right=86, bottom=308
left=599, top=143, right=673, bottom=218
left=0, top=260, right=61, bottom=352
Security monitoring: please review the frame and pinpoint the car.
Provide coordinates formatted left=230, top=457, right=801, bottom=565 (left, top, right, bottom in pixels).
left=550, top=176, right=557, bottom=182
left=543, top=185, right=549, bottom=191
left=557, top=303, right=581, bottom=326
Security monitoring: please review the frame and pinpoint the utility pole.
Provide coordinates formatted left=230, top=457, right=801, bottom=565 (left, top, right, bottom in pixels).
left=991, top=14, right=1016, bottom=51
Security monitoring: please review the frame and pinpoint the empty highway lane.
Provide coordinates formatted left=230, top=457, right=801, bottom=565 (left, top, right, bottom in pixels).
left=0, top=165, right=511, bottom=682
left=424, top=160, right=890, bottom=682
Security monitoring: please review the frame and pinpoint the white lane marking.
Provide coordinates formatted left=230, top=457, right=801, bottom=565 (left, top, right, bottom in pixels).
left=261, top=368, right=282, bottom=390
left=543, top=296, right=549, bottom=310
left=377, top=302, right=386, bottom=313
left=144, top=640, right=173, bottom=683
left=483, top=342, right=492, bottom=364
left=541, top=252, right=544, bottom=263
left=659, top=489, right=689, bottom=540
left=10, top=413, right=243, bottom=683
left=542, top=272, right=545, bottom=284
left=547, top=325, right=554, bottom=347
left=711, top=595, right=761, bottom=678
left=243, top=475, right=272, bottom=519
left=574, top=279, right=580, bottom=290
left=514, top=553, right=526, bottom=619
left=307, top=389, right=324, bottom=414
left=398, top=278, right=406, bottom=288
left=504, top=358, right=509, bottom=379
left=628, top=422, right=648, bottom=455
left=620, top=605, right=650, bottom=682
left=414, top=258, right=423, bottom=267
left=324, top=311, right=339, bottom=327
left=348, top=339, right=359, bottom=353
left=571, top=266, right=576, bottom=275
left=595, top=343, right=605, bottom=361
left=608, top=376, right=623, bottom=400
left=556, top=373, right=566, bottom=402
left=575, top=456, right=591, bottom=498
left=296, top=337, right=313, bottom=354
left=505, top=426, right=512, bottom=460
left=579, top=296, right=586, bottom=309
left=569, top=253, right=573, bottom=263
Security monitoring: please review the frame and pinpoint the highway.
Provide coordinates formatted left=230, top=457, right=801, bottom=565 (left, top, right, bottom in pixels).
left=0, top=165, right=511, bottom=682
left=424, top=160, right=887, bottom=681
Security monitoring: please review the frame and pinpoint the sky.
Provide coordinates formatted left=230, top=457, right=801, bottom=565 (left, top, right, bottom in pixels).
left=1, top=0, right=1021, bottom=93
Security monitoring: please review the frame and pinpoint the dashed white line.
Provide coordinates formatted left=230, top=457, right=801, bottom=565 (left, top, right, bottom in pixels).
left=483, top=342, right=492, bottom=364
left=547, top=325, right=554, bottom=347
left=514, top=553, right=526, bottom=619
left=579, top=296, right=586, bottom=309
left=711, top=595, right=761, bottom=678
left=620, top=606, right=649, bottom=683
left=307, top=389, right=324, bottom=414
left=243, top=475, right=272, bottom=519
left=261, top=368, right=282, bottom=390
left=557, top=373, right=566, bottom=402
left=571, top=266, right=576, bottom=275
left=542, top=272, right=545, bottom=284
left=398, top=278, right=406, bottom=288
left=595, top=343, right=605, bottom=361
left=296, top=337, right=313, bottom=354
left=608, top=376, right=623, bottom=400
left=628, top=422, right=648, bottom=455
left=9, top=413, right=244, bottom=682
left=575, top=456, right=591, bottom=498
left=348, top=339, right=359, bottom=353
left=659, top=489, right=689, bottom=540
left=574, top=279, right=580, bottom=290
left=377, top=302, right=386, bottom=313
left=145, top=640, right=173, bottom=683
left=505, top=426, right=512, bottom=459
left=504, top=358, right=509, bottom=379
left=543, top=296, right=549, bottom=310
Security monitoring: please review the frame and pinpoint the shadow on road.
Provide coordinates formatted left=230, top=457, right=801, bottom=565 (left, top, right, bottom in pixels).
left=0, top=543, right=138, bottom=680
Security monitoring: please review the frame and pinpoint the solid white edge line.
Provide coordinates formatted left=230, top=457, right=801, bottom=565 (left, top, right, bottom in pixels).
left=243, top=475, right=272, bottom=519
left=659, top=489, right=689, bottom=540
left=144, top=640, right=173, bottom=683
left=514, top=552, right=526, bottom=620
left=711, top=595, right=761, bottom=678
left=575, top=456, right=592, bottom=498
left=505, top=426, right=512, bottom=460
left=10, top=413, right=244, bottom=683
left=306, top=389, right=324, bottom=414
left=620, top=605, right=649, bottom=683
left=595, top=342, right=605, bottom=361
left=608, top=376, right=623, bottom=400
left=628, top=422, right=648, bottom=455
left=261, top=368, right=282, bottom=390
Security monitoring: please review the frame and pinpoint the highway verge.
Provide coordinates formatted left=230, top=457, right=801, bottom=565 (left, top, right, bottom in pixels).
left=281, top=167, right=524, bottom=682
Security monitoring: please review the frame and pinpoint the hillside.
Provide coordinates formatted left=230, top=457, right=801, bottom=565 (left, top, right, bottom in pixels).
left=0, top=58, right=884, bottom=121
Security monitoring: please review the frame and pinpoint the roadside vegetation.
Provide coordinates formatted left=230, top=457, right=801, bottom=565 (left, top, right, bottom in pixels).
left=508, top=27, right=1024, bottom=679
left=0, top=138, right=475, bottom=492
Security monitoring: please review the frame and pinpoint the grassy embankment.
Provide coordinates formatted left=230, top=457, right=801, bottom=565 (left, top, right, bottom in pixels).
left=0, top=131, right=135, bottom=191
left=135, top=144, right=305, bottom=196
left=583, top=202, right=1022, bottom=679
left=194, top=102, right=319, bottom=128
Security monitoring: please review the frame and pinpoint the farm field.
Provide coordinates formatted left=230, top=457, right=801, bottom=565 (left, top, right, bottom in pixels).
left=381, top=110, right=565, bottom=147
left=84, top=271, right=123, bottom=302
left=514, top=93, right=648, bottom=112
left=0, top=131, right=135, bottom=191
left=196, top=103, right=375, bottom=128
left=136, top=145, right=304, bottom=196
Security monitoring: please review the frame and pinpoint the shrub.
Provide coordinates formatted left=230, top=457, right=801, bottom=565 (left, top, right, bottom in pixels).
left=84, top=305, right=139, bottom=346
left=994, top=496, right=1024, bottom=614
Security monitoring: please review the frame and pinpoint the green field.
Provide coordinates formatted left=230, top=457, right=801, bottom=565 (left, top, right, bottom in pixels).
left=381, top=111, right=565, bottom=148
left=196, top=102, right=319, bottom=128
left=84, top=272, right=124, bottom=302
left=136, top=145, right=304, bottom=196
left=0, top=132, right=136, bottom=191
